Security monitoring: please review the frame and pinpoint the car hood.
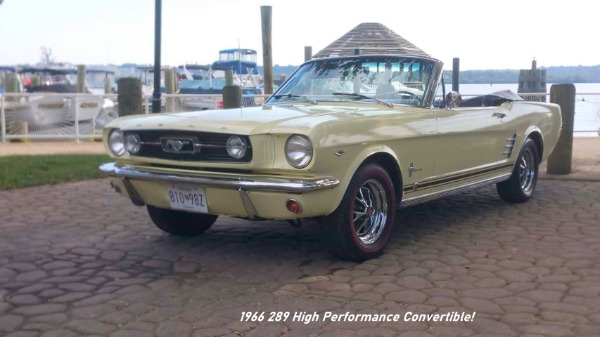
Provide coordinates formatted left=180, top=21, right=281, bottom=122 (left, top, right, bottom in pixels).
left=109, top=104, right=385, bottom=135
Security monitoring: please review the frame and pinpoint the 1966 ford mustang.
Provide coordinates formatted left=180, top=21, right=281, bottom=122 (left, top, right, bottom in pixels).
left=99, top=54, right=561, bottom=261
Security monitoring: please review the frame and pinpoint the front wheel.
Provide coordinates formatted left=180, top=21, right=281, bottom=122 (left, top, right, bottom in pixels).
left=320, top=163, right=396, bottom=261
left=147, top=206, right=218, bottom=236
left=496, top=138, right=540, bottom=203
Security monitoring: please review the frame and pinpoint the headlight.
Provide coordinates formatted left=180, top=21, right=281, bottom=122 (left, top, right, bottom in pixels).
left=108, top=129, right=125, bottom=157
left=124, top=132, right=141, bottom=155
left=285, top=135, right=313, bottom=168
left=226, top=136, right=248, bottom=159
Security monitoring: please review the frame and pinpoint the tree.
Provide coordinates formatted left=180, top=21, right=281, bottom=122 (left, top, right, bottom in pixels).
left=40, top=46, right=55, bottom=65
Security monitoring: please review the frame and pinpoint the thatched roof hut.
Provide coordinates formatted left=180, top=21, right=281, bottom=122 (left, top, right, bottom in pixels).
left=313, top=22, right=429, bottom=58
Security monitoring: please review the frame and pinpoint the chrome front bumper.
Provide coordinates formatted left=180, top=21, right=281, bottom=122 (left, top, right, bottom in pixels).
left=98, top=162, right=340, bottom=193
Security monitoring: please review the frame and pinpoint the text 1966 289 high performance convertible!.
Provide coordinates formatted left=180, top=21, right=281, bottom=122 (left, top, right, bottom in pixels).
left=99, top=54, right=561, bottom=261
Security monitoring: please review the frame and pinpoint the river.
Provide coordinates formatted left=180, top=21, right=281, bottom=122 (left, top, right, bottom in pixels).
left=444, top=83, right=600, bottom=137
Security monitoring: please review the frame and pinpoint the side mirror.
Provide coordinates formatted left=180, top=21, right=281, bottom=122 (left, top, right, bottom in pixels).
left=446, top=91, right=462, bottom=109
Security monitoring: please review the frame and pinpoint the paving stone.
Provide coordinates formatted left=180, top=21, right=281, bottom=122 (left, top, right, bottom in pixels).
left=4, top=262, right=38, bottom=272
left=519, top=325, right=575, bottom=336
left=1, top=180, right=599, bottom=336
left=459, top=298, right=504, bottom=315
left=15, top=270, right=47, bottom=283
left=7, top=294, right=42, bottom=305
left=63, top=319, right=117, bottom=335
left=519, top=290, right=564, bottom=303
left=37, top=288, right=65, bottom=299
left=501, top=312, right=538, bottom=325
left=395, top=276, right=432, bottom=290
left=308, top=281, right=351, bottom=292
left=40, top=329, right=77, bottom=337
left=495, top=270, right=536, bottom=282
left=0, top=314, right=24, bottom=332
left=13, top=303, right=67, bottom=316
left=5, top=331, right=40, bottom=337
left=385, top=290, right=428, bottom=304
left=109, top=330, right=154, bottom=337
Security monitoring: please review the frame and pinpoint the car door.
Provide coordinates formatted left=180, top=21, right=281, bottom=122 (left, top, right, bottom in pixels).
left=431, top=105, right=512, bottom=182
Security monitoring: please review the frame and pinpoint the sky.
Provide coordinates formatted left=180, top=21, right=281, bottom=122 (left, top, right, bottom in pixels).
left=0, top=0, right=596, bottom=70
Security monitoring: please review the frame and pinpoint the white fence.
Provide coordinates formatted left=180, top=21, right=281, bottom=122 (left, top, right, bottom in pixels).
left=1, top=92, right=599, bottom=142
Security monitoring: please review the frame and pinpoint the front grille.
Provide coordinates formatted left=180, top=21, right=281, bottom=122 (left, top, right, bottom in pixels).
left=131, top=130, right=252, bottom=162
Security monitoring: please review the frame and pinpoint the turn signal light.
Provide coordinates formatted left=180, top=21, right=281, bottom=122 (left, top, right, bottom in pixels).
left=286, top=199, right=303, bottom=214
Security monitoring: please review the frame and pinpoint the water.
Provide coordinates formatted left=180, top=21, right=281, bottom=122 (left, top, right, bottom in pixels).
left=445, top=83, right=600, bottom=137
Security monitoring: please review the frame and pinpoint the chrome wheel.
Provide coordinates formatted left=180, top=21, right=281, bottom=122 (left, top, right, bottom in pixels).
left=519, top=146, right=536, bottom=194
left=497, top=138, right=539, bottom=204
left=353, top=179, right=389, bottom=245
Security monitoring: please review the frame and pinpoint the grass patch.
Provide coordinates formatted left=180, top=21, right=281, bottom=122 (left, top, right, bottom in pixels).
left=0, top=154, right=111, bottom=190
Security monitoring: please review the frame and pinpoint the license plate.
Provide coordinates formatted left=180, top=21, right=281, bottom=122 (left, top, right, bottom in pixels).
left=167, top=185, right=208, bottom=213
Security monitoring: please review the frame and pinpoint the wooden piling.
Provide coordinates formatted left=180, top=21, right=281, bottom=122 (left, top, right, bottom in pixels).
left=304, top=46, right=312, bottom=62
left=261, top=6, right=274, bottom=95
left=77, top=65, right=87, bottom=93
left=547, top=84, right=576, bottom=175
left=104, top=76, right=112, bottom=94
left=452, top=58, right=460, bottom=92
left=117, top=77, right=143, bottom=116
left=164, top=67, right=176, bottom=112
left=222, top=70, right=241, bottom=109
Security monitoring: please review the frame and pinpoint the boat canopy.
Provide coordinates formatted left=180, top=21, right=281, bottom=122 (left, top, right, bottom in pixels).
left=0, top=66, right=18, bottom=72
left=211, top=60, right=259, bottom=74
left=218, top=49, right=257, bottom=63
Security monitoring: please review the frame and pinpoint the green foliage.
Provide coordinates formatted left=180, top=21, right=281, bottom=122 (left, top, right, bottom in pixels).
left=0, top=154, right=110, bottom=190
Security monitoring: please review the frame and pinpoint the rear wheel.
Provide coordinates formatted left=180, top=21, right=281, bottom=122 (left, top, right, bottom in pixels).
left=147, top=206, right=218, bottom=236
left=497, top=138, right=539, bottom=203
left=320, top=163, right=396, bottom=261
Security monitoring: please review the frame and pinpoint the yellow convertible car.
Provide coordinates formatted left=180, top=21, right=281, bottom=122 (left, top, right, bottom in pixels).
left=99, top=54, right=561, bottom=261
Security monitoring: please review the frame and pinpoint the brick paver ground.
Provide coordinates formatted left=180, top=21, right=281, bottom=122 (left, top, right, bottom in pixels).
left=0, top=179, right=599, bottom=336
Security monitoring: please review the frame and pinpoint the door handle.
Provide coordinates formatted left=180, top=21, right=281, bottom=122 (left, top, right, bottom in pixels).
left=492, top=111, right=507, bottom=118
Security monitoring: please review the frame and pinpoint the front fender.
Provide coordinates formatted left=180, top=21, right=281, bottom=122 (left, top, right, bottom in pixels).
left=323, top=144, right=403, bottom=215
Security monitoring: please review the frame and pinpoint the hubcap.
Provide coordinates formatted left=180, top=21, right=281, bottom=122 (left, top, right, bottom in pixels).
left=353, top=179, right=388, bottom=245
left=519, top=147, right=536, bottom=194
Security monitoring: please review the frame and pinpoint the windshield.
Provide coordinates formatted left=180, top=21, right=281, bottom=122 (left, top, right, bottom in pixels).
left=266, top=56, right=437, bottom=107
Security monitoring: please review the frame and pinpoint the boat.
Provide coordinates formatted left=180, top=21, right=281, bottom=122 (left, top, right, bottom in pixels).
left=177, top=48, right=263, bottom=110
left=3, top=67, right=116, bottom=128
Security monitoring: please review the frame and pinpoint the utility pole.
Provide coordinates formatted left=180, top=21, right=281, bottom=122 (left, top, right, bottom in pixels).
left=152, top=0, right=162, bottom=113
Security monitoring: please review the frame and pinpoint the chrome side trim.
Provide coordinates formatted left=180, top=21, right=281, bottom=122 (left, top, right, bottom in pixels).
left=99, top=162, right=339, bottom=193
left=401, top=173, right=511, bottom=208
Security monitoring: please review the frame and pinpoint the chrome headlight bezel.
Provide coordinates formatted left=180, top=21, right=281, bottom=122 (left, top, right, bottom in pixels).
left=108, top=129, right=125, bottom=157
left=285, top=134, right=313, bottom=169
left=226, top=135, right=248, bottom=159
left=124, top=132, right=141, bottom=155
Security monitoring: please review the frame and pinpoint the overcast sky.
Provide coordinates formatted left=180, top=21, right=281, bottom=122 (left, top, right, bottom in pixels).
left=0, top=0, right=596, bottom=70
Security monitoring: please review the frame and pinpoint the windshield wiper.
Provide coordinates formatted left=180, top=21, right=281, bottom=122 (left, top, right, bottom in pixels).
left=272, top=93, right=317, bottom=105
left=332, top=92, right=393, bottom=108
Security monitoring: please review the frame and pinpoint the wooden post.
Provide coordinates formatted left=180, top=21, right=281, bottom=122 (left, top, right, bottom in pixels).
left=225, top=70, right=234, bottom=86
left=5, top=73, right=20, bottom=102
left=452, top=58, right=460, bottom=92
left=547, top=84, right=576, bottom=175
left=31, top=75, right=40, bottom=87
left=6, top=73, right=20, bottom=93
left=164, top=67, right=176, bottom=112
left=261, top=6, right=274, bottom=95
left=77, top=65, right=87, bottom=93
left=222, top=70, right=241, bottom=109
left=304, top=46, right=312, bottom=62
left=104, top=75, right=112, bottom=94
left=117, top=77, right=143, bottom=116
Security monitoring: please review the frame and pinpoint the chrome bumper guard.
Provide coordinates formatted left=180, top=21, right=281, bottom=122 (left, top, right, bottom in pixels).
left=99, top=162, right=340, bottom=218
